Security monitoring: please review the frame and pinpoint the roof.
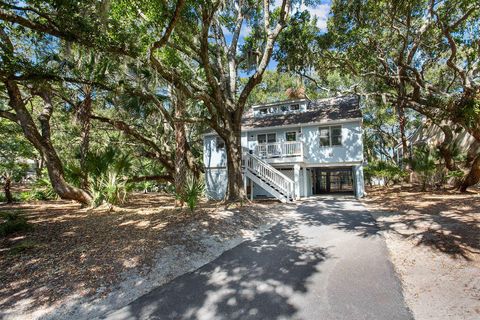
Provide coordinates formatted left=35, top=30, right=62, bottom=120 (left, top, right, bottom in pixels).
left=241, top=95, right=362, bottom=130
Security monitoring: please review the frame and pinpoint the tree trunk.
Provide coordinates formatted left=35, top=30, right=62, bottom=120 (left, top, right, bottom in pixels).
left=437, top=125, right=458, bottom=171
left=76, top=90, right=92, bottom=190
left=225, top=127, right=246, bottom=201
left=460, top=153, right=480, bottom=192
left=5, top=80, right=92, bottom=205
left=3, top=175, right=13, bottom=203
left=173, top=88, right=188, bottom=206
left=396, top=101, right=411, bottom=168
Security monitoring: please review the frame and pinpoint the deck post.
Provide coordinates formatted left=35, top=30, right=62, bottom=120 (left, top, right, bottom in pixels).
left=303, top=166, right=308, bottom=198
left=294, top=164, right=300, bottom=200
left=250, top=178, right=254, bottom=201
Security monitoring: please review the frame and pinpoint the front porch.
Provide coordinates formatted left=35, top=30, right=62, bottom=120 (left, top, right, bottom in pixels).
left=254, top=141, right=305, bottom=164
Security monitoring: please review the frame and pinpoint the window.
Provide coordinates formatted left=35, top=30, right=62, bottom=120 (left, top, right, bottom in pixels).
left=216, top=137, right=225, bottom=151
left=269, top=106, right=279, bottom=114
left=319, top=127, right=330, bottom=146
left=285, top=131, right=297, bottom=141
left=280, top=105, right=289, bottom=112
left=319, top=126, right=342, bottom=147
left=259, top=108, right=268, bottom=115
left=331, top=126, right=342, bottom=146
left=290, top=104, right=300, bottom=111
left=257, top=133, right=276, bottom=144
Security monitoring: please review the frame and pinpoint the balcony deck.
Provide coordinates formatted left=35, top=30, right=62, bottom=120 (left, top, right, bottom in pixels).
left=254, top=141, right=305, bottom=164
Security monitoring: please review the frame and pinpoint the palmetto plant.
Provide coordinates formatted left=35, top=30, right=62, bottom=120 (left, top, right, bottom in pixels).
left=91, top=171, right=127, bottom=207
left=176, top=176, right=204, bottom=212
left=412, top=145, right=438, bottom=191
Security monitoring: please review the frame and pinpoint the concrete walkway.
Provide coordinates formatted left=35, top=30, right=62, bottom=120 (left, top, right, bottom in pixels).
left=104, top=199, right=413, bottom=320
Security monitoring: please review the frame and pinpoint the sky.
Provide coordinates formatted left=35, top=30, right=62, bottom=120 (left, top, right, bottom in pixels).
left=228, top=0, right=332, bottom=75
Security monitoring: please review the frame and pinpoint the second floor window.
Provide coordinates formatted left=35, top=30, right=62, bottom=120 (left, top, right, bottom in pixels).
left=257, top=133, right=276, bottom=144
left=286, top=131, right=297, bottom=141
left=319, top=125, right=342, bottom=147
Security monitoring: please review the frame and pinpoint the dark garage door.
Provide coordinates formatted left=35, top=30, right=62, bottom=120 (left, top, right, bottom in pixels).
left=313, top=167, right=354, bottom=194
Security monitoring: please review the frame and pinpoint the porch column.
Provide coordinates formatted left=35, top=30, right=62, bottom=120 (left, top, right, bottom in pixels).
left=250, top=178, right=254, bottom=201
left=303, top=167, right=308, bottom=198
left=294, top=164, right=300, bottom=200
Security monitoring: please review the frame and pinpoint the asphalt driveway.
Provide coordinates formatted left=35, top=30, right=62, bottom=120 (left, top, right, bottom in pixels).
left=104, top=198, right=413, bottom=320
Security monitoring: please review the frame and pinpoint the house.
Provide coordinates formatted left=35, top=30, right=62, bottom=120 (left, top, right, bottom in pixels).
left=204, top=95, right=365, bottom=202
left=395, top=120, right=478, bottom=165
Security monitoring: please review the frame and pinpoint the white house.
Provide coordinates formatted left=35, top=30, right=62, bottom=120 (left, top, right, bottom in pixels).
left=204, top=95, right=365, bottom=202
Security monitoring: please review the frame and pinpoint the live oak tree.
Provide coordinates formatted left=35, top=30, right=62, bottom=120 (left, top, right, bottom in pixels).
left=0, top=0, right=305, bottom=201
left=325, top=0, right=480, bottom=190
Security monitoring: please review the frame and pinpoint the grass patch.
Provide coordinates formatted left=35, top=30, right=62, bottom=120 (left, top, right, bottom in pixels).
left=0, top=211, right=33, bottom=237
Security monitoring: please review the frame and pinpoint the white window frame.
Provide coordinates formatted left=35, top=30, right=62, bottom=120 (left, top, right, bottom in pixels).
left=257, top=132, right=277, bottom=144
left=285, top=131, right=297, bottom=142
left=290, top=104, right=300, bottom=111
left=319, top=125, right=343, bottom=147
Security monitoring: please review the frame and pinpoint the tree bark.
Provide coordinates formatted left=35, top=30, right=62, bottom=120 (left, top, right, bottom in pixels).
left=396, top=100, right=411, bottom=168
left=460, top=153, right=480, bottom=192
left=173, top=88, right=188, bottom=206
left=3, top=175, right=13, bottom=203
left=224, top=123, right=246, bottom=201
left=5, top=80, right=92, bottom=205
left=437, top=125, right=458, bottom=171
left=76, top=89, right=92, bottom=190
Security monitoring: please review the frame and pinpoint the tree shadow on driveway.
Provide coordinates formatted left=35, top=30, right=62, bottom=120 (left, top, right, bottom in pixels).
left=105, top=218, right=329, bottom=320
left=105, top=199, right=406, bottom=320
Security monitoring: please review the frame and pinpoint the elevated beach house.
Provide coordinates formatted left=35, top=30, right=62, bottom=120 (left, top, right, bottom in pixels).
left=204, top=95, right=365, bottom=202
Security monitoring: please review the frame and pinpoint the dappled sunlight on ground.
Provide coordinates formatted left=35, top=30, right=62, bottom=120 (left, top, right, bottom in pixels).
left=363, top=186, right=480, bottom=319
left=364, top=186, right=480, bottom=262
left=0, top=193, right=278, bottom=317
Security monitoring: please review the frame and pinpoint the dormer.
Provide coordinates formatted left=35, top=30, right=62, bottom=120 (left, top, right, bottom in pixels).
left=252, top=99, right=309, bottom=118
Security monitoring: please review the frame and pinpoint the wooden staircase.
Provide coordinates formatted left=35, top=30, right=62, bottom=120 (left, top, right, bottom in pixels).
left=243, top=150, right=295, bottom=203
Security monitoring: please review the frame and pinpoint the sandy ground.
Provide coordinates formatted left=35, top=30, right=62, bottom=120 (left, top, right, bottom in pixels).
left=363, top=186, right=480, bottom=320
left=0, top=194, right=293, bottom=320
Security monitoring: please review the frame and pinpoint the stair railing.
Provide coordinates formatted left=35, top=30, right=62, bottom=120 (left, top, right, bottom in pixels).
left=243, top=150, right=295, bottom=201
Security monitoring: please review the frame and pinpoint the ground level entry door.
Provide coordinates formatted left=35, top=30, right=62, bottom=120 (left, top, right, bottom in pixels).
left=313, top=167, right=354, bottom=194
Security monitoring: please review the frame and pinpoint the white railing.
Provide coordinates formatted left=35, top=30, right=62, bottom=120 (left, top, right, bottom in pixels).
left=243, top=150, right=295, bottom=201
left=254, top=141, right=303, bottom=159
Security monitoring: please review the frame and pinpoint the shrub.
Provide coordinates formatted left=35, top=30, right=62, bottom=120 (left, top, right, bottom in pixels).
left=0, top=211, right=32, bottom=236
left=364, top=161, right=407, bottom=186
left=411, top=145, right=438, bottom=191
left=22, top=173, right=57, bottom=201
left=176, top=177, right=204, bottom=212
left=90, top=171, right=128, bottom=207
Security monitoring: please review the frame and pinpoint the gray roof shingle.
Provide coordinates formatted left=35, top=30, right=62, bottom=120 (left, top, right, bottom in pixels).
left=241, top=95, right=361, bottom=130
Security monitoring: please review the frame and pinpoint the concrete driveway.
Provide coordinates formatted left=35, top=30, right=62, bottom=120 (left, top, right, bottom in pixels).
left=104, top=198, right=413, bottom=320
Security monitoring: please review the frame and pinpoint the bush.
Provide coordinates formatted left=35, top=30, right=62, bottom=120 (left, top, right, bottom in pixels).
left=0, top=211, right=32, bottom=236
left=176, top=177, right=204, bottom=212
left=21, top=173, right=57, bottom=201
left=90, top=171, right=128, bottom=207
left=364, top=161, right=407, bottom=186
left=412, top=145, right=438, bottom=191
left=0, top=192, right=21, bottom=203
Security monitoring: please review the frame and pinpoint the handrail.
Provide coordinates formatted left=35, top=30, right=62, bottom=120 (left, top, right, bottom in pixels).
left=254, top=141, right=303, bottom=159
left=243, top=151, right=295, bottom=200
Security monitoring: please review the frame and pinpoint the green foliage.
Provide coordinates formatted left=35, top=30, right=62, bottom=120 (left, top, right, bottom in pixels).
left=175, top=177, right=204, bottom=212
left=364, top=160, right=407, bottom=186
left=0, top=211, right=32, bottom=237
left=411, top=145, right=439, bottom=191
left=90, top=171, right=128, bottom=207
left=22, top=173, right=57, bottom=201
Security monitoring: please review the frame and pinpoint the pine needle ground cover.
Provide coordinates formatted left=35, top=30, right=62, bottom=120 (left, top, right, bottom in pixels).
left=0, top=193, right=282, bottom=319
